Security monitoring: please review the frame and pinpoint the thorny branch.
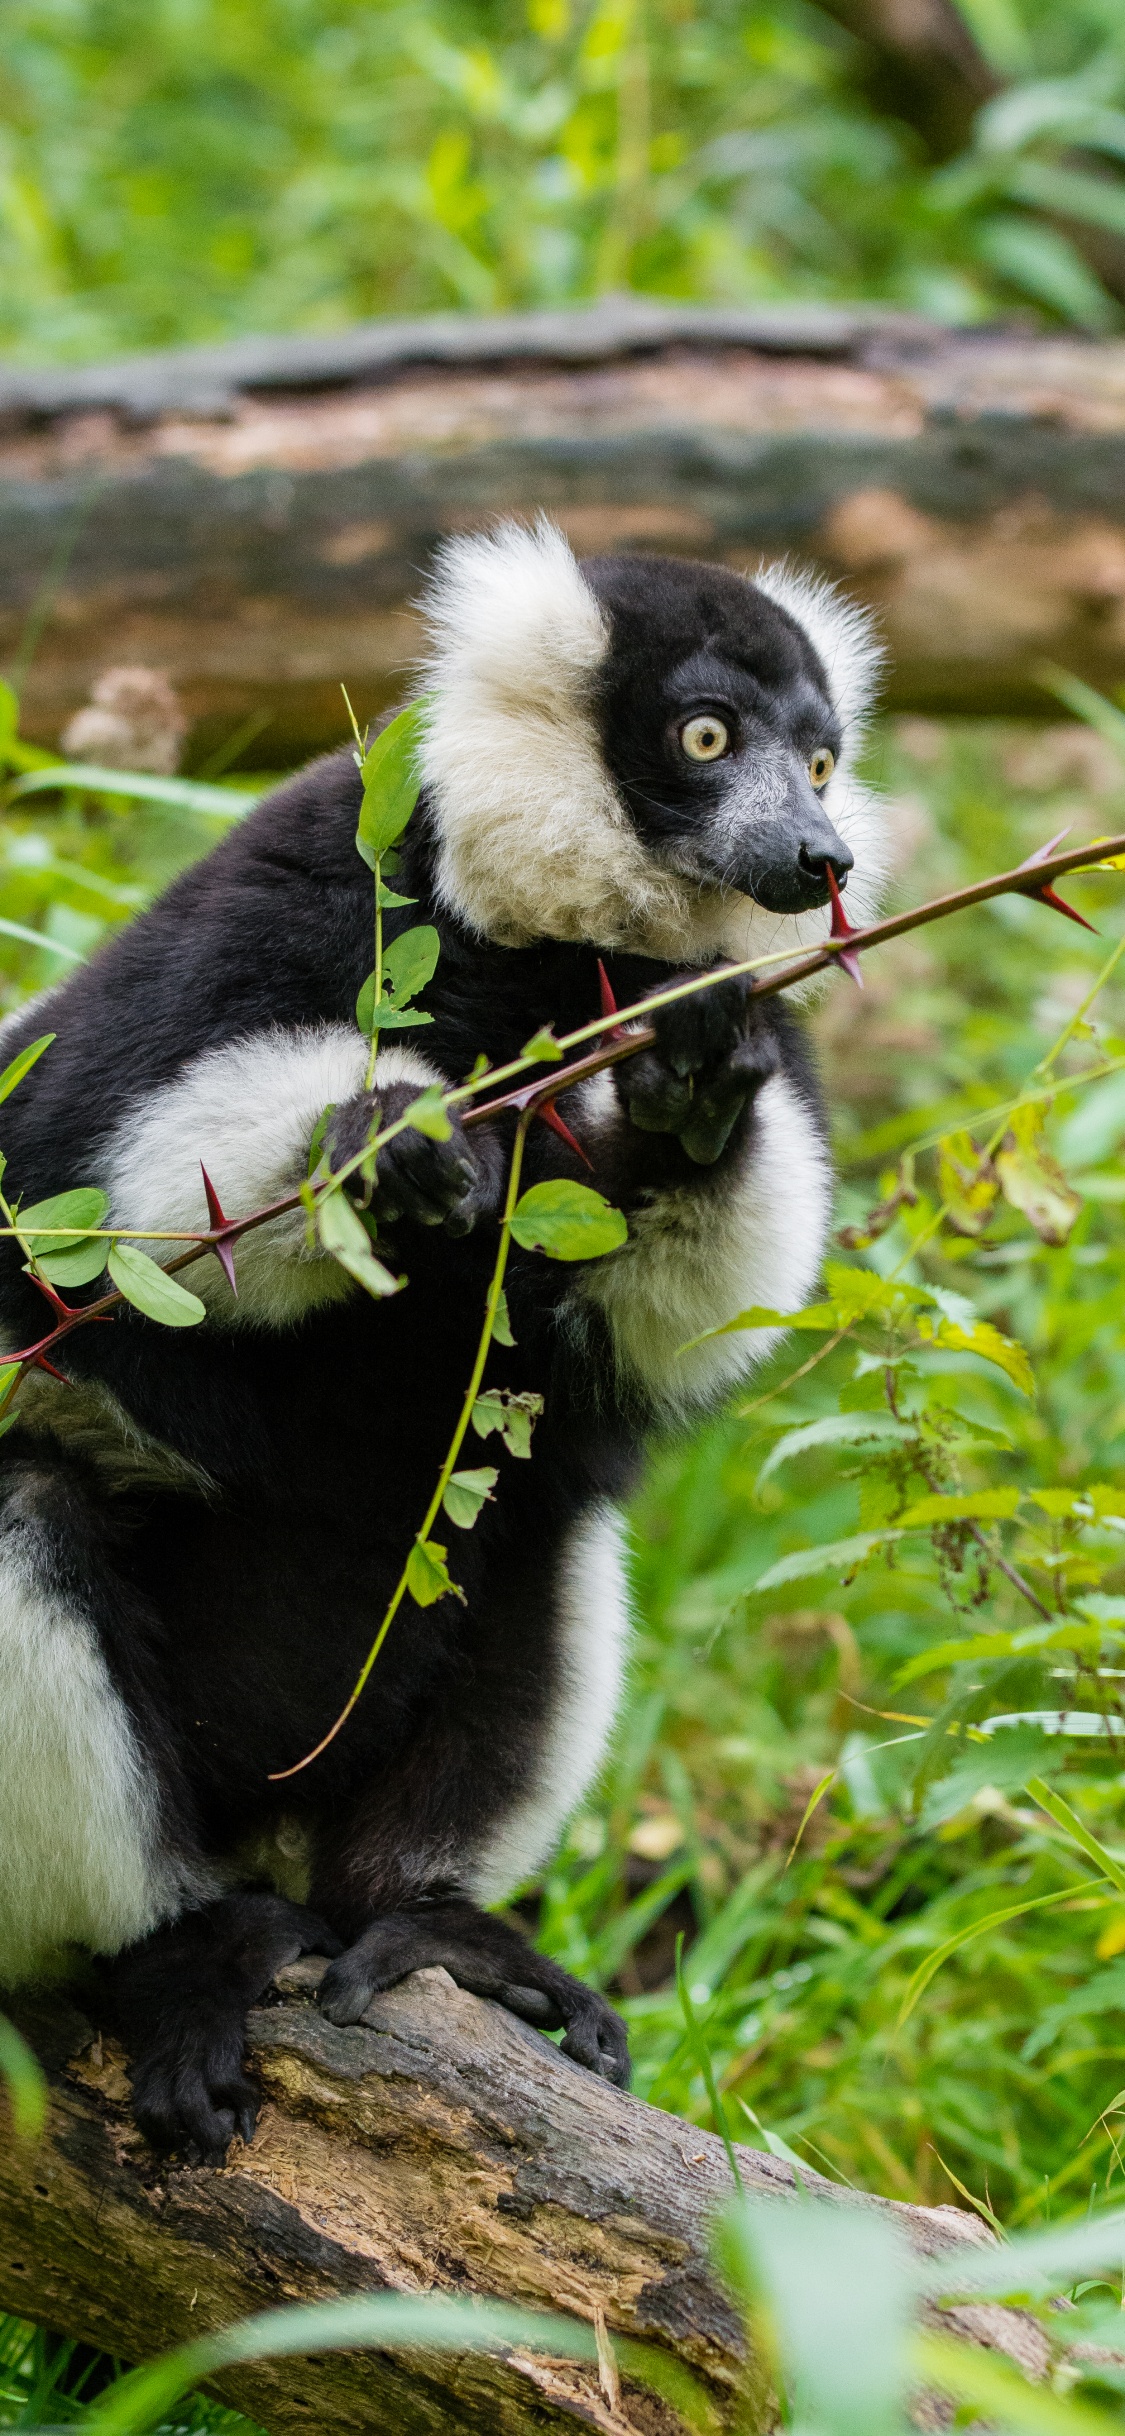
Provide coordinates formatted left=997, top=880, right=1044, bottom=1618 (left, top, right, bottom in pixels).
left=0, top=823, right=1120, bottom=1765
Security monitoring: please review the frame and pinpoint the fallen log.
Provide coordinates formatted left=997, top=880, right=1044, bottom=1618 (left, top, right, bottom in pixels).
left=5, top=301, right=1125, bottom=758
left=0, top=1959, right=1050, bottom=2435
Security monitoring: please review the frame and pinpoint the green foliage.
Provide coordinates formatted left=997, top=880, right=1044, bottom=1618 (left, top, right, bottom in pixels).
left=3, top=0, right=1125, bottom=354
left=509, top=1175, right=629, bottom=1258
left=0, top=2013, right=46, bottom=2141
left=106, top=1243, right=207, bottom=1328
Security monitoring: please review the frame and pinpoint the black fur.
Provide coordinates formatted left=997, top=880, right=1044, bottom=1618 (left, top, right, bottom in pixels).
left=0, top=553, right=833, bottom=2151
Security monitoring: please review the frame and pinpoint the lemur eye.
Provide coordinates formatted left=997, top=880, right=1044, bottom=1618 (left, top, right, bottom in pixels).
left=809, top=748, right=835, bottom=789
left=679, top=715, right=730, bottom=762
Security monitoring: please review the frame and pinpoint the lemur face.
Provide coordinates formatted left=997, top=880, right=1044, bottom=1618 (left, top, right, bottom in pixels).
left=581, top=554, right=851, bottom=917
left=421, top=520, right=887, bottom=958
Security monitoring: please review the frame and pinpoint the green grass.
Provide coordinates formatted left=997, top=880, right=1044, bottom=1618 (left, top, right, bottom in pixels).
left=8, top=710, right=1125, bottom=2418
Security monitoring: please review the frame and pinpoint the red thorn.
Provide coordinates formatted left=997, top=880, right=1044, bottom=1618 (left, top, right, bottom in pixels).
left=826, top=866, right=864, bottom=988
left=1020, top=826, right=1072, bottom=870
left=1034, top=883, right=1099, bottom=934
left=597, top=958, right=619, bottom=1023
left=200, top=1162, right=238, bottom=1297
left=539, top=1099, right=593, bottom=1170
left=33, top=1353, right=72, bottom=1384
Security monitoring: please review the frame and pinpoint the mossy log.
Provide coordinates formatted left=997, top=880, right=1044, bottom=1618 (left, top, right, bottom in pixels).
left=0, top=1959, right=1052, bottom=2435
left=5, top=301, right=1125, bottom=760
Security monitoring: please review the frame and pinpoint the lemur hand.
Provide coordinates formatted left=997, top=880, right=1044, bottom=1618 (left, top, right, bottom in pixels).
left=620, top=969, right=781, bottom=1165
left=326, top=1080, right=500, bottom=1236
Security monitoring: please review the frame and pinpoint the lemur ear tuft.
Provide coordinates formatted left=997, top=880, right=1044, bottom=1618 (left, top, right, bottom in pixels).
left=420, top=517, right=608, bottom=713
left=751, top=561, right=885, bottom=758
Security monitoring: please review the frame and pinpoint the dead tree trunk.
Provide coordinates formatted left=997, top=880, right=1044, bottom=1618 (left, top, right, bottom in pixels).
left=5, top=303, right=1125, bottom=759
left=0, top=1960, right=1051, bottom=2436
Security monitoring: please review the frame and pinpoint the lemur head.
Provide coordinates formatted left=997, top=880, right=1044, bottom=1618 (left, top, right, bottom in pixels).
left=420, top=519, right=887, bottom=962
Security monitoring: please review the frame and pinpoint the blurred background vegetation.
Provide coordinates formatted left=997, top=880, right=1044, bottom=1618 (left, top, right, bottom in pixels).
left=3, top=0, right=1125, bottom=354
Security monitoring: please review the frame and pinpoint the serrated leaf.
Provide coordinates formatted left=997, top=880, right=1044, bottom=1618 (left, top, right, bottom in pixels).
left=492, top=1287, right=515, bottom=1347
left=355, top=702, right=426, bottom=867
left=108, top=1242, right=207, bottom=1327
left=521, top=1025, right=563, bottom=1062
left=898, top=1488, right=1022, bottom=1525
left=442, top=1466, right=498, bottom=1529
left=383, top=924, right=440, bottom=1007
left=757, top=1412, right=912, bottom=1487
left=0, top=1032, right=54, bottom=1107
left=471, top=1388, right=544, bottom=1459
left=755, top=1531, right=900, bottom=1591
left=510, top=1179, right=627, bottom=1261
left=995, top=1104, right=1082, bottom=1246
left=402, top=1086, right=452, bottom=1141
left=937, top=1132, right=999, bottom=1237
left=916, top=1310, right=1035, bottom=1398
left=406, top=1536, right=463, bottom=1606
left=315, top=1189, right=401, bottom=1299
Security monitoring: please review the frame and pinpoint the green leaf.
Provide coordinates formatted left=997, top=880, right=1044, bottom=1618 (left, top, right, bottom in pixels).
left=521, top=1025, right=563, bottom=1062
left=442, top=1466, right=498, bottom=1529
left=307, top=1102, right=334, bottom=1178
left=510, top=1179, right=627, bottom=1261
left=0, top=1032, right=54, bottom=1106
left=916, top=1311, right=1035, bottom=1398
left=355, top=702, right=427, bottom=867
left=377, top=881, right=417, bottom=909
left=492, top=1287, right=516, bottom=1347
left=81, top=2291, right=715, bottom=2436
left=402, top=1085, right=452, bottom=1141
left=755, top=1531, right=900, bottom=1591
left=1027, top=1776, right=1125, bottom=1896
left=757, top=1412, right=912, bottom=1487
left=17, top=1185, right=108, bottom=1254
left=406, top=1536, right=463, bottom=1606
left=896, top=1879, right=1108, bottom=2027
left=0, top=2011, right=47, bottom=2140
left=356, top=972, right=435, bottom=1035
left=315, top=1190, right=401, bottom=1299
left=107, top=1243, right=207, bottom=1327
left=12, top=765, right=259, bottom=818
left=35, top=1237, right=110, bottom=1287
left=471, top=1387, right=544, bottom=1459
left=897, top=1488, right=1022, bottom=1525
left=383, top=924, right=440, bottom=1006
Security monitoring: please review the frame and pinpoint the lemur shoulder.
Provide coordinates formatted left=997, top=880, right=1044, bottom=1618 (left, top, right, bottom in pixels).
left=0, top=523, right=886, bottom=2155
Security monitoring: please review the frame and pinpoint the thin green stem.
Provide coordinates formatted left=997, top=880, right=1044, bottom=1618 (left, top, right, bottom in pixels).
left=1034, top=925, right=1125, bottom=1077
left=366, top=851, right=384, bottom=1092
left=268, top=1109, right=533, bottom=1780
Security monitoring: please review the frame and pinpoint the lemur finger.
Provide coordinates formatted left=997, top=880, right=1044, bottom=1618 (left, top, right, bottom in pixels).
left=621, top=1049, right=694, bottom=1135
left=679, top=1033, right=781, bottom=1165
left=378, top=1132, right=477, bottom=1228
left=560, top=1995, right=632, bottom=2087
left=651, top=969, right=753, bottom=1079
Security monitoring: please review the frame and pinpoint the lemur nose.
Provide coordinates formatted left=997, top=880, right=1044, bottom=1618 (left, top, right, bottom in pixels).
left=798, top=838, right=854, bottom=889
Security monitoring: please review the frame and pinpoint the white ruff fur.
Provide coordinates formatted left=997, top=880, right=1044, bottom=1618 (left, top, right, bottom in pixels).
left=470, top=1504, right=632, bottom=1904
left=579, top=1073, right=831, bottom=1413
left=101, top=1032, right=441, bottom=1327
left=0, top=1530, right=199, bottom=1984
left=421, top=520, right=887, bottom=963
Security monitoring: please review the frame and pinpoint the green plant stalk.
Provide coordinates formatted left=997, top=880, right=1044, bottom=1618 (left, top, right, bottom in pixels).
left=366, top=846, right=384, bottom=1092
left=674, top=1931, right=745, bottom=2192
left=268, top=1105, right=534, bottom=1780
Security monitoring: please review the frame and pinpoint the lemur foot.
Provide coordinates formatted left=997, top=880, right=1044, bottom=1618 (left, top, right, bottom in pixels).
left=105, top=1893, right=341, bottom=2163
left=319, top=1898, right=631, bottom=2087
left=621, top=967, right=781, bottom=1164
left=327, top=1082, right=500, bottom=1236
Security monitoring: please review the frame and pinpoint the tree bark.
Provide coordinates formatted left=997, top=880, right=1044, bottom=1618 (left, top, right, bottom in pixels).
left=5, top=305, right=1125, bottom=757
left=0, top=1960, right=1054, bottom=2436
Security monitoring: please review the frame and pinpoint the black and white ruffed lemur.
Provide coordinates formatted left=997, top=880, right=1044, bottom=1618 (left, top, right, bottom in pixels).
left=0, top=523, right=886, bottom=2156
